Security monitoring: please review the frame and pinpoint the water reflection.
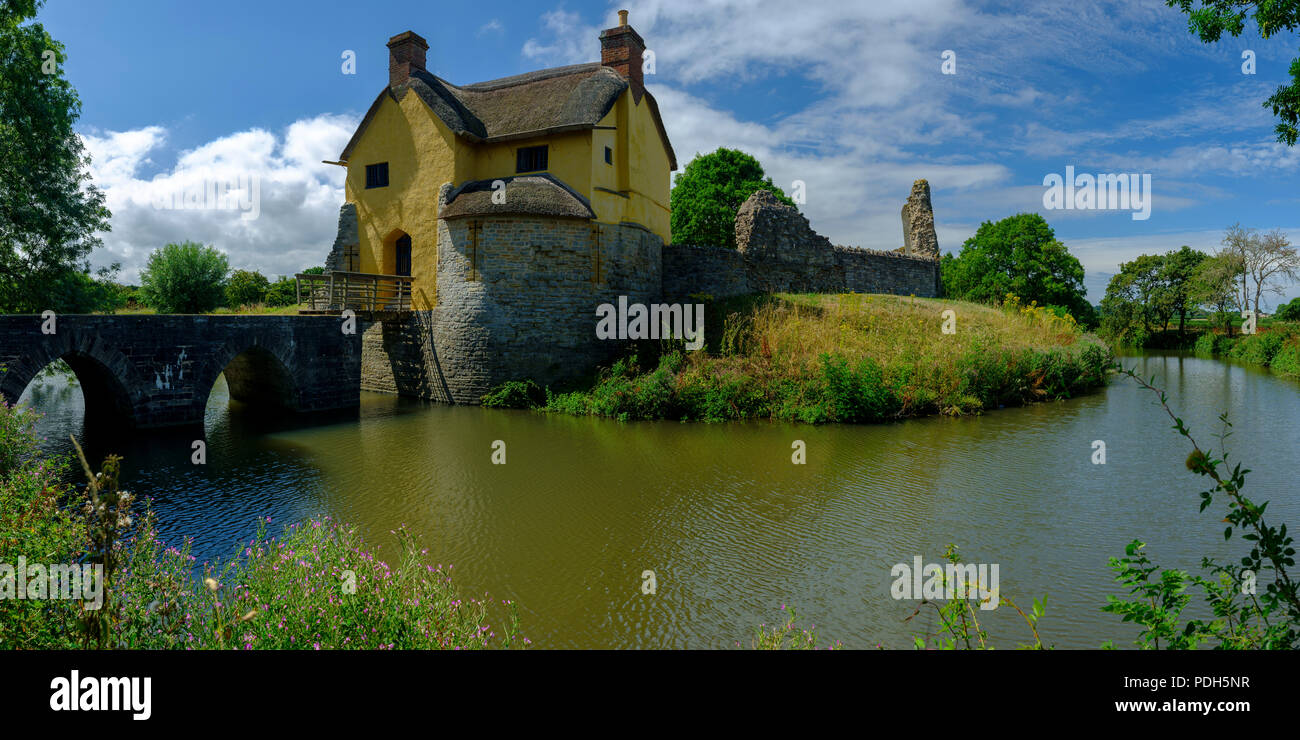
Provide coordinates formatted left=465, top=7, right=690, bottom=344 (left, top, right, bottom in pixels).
left=19, top=352, right=1300, bottom=648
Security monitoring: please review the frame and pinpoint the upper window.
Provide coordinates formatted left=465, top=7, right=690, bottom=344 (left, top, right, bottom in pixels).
left=604, top=146, right=613, bottom=165
left=365, top=162, right=389, bottom=189
left=516, top=145, right=548, bottom=173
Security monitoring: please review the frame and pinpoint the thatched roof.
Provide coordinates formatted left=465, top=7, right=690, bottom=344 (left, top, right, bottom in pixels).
left=339, top=64, right=677, bottom=169
left=439, top=174, right=597, bottom=220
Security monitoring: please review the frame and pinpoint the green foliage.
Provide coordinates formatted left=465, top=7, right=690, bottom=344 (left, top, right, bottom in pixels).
left=1166, top=0, right=1300, bottom=146
left=0, top=400, right=89, bottom=648
left=224, top=269, right=270, bottom=308
left=669, top=148, right=796, bottom=249
left=1274, top=297, right=1300, bottom=322
left=941, top=213, right=1095, bottom=327
left=481, top=379, right=546, bottom=409
left=905, top=544, right=1049, bottom=650
left=138, top=242, right=229, bottom=313
left=1103, top=540, right=1205, bottom=649
left=1100, top=247, right=1212, bottom=345
left=264, top=276, right=298, bottom=307
left=0, top=0, right=112, bottom=312
left=1192, top=325, right=1300, bottom=378
left=519, top=295, right=1113, bottom=425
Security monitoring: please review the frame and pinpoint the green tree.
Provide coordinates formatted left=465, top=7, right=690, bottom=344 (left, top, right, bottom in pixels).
left=1189, top=252, right=1243, bottom=335
left=1275, top=296, right=1300, bottom=321
left=1166, top=1, right=1300, bottom=146
left=669, top=148, right=795, bottom=249
left=1160, top=246, right=1209, bottom=335
left=265, top=276, right=298, bottom=307
left=0, top=0, right=111, bottom=312
left=225, top=269, right=270, bottom=308
left=941, top=213, right=1095, bottom=327
left=138, top=242, right=229, bottom=314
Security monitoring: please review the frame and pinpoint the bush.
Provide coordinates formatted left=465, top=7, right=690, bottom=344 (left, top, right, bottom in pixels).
left=481, top=380, right=546, bottom=409
left=138, top=242, right=229, bottom=313
left=1274, top=298, right=1300, bottom=322
left=265, top=276, right=298, bottom=307
left=225, top=269, right=270, bottom=308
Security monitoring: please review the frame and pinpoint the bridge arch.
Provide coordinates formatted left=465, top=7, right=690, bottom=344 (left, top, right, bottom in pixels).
left=0, top=330, right=145, bottom=429
left=193, top=333, right=304, bottom=416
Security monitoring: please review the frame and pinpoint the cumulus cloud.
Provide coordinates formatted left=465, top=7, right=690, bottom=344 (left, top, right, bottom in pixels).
left=80, top=114, right=357, bottom=284
left=519, top=0, right=1300, bottom=266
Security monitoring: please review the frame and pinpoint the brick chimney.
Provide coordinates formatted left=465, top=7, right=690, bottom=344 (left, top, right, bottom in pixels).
left=387, top=30, right=428, bottom=87
left=599, top=9, right=644, bottom=96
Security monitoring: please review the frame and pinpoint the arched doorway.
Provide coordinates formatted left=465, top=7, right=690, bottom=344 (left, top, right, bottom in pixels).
left=395, top=233, right=412, bottom=277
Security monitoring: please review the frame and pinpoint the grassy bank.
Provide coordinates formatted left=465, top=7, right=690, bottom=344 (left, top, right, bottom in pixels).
left=484, top=293, right=1113, bottom=423
left=1192, top=323, right=1300, bottom=378
left=0, top=400, right=519, bottom=650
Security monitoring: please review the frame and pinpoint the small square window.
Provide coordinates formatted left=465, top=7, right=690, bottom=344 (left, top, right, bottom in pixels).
left=604, top=146, right=613, bottom=165
left=365, top=162, right=389, bottom=189
left=516, top=145, right=548, bottom=173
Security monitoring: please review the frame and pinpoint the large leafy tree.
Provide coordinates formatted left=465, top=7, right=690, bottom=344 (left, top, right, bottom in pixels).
left=1159, top=245, right=1209, bottom=334
left=1167, top=0, right=1300, bottom=145
left=1190, top=251, right=1244, bottom=335
left=0, top=0, right=111, bottom=312
left=669, top=148, right=795, bottom=249
left=941, top=213, right=1095, bottom=327
left=139, top=242, right=229, bottom=314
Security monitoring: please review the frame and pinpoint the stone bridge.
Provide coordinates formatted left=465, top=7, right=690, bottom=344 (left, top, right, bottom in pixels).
left=0, top=315, right=361, bottom=429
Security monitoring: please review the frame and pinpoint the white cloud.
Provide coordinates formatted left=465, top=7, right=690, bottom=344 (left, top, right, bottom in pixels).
left=80, top=114, right=357, bottom=283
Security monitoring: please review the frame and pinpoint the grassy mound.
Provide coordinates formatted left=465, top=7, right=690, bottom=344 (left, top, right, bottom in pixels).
left=488, top=293, right=1113, bottom=424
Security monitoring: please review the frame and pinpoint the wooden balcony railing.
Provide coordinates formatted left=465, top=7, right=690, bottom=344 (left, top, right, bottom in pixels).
left=295, top=271, right=414, bottom=313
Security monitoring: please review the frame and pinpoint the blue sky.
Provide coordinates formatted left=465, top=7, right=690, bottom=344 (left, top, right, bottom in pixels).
left=36, top=0, right=1300, bottom=305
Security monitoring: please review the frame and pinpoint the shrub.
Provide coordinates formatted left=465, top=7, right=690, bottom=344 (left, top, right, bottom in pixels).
left=138, top=242, right=229, bottom=313
left=225, top=269, right=270, bottom=308
left=481, top=380, right=546, bottom=409
left=265, top=276, right=298, bottom=307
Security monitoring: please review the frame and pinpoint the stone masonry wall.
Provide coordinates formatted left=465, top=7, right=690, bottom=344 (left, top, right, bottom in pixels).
left=662, top=188, right=939, bottom=302
left=357, top=183, right=663, bottom=404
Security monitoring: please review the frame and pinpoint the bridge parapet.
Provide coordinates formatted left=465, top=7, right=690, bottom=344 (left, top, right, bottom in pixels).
left=0, top=314, right=361, bottom=429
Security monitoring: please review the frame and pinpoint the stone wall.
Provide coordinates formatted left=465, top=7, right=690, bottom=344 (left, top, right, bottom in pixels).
left=662, top=188, right=939, bottom=302
left=324, top=203, right=359, bottom=272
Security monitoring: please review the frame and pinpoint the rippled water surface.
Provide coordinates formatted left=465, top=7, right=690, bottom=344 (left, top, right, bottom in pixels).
left=21, top=351, right=1300, bottom=648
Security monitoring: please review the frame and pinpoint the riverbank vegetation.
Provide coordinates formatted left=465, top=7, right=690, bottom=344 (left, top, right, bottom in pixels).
left=1099, top=227, right=1298, bottom=355
left=0, top=399, right=518, bottom=650
left=484, top=292, right=1112, bottom=424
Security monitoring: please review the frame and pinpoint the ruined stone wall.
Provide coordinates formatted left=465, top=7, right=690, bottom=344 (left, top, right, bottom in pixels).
left=661, top=188, right=940, bottom=302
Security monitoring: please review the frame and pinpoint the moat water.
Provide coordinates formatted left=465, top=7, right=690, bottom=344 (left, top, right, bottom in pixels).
left=20, top=350, right=1300, bottom=648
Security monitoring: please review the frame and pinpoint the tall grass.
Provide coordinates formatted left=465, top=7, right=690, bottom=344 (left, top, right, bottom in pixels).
left=499, top=293, right=1112, bottom=423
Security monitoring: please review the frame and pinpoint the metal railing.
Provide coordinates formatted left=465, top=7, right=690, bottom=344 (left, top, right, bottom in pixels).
left=295, top=271, right=414, bottom=312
